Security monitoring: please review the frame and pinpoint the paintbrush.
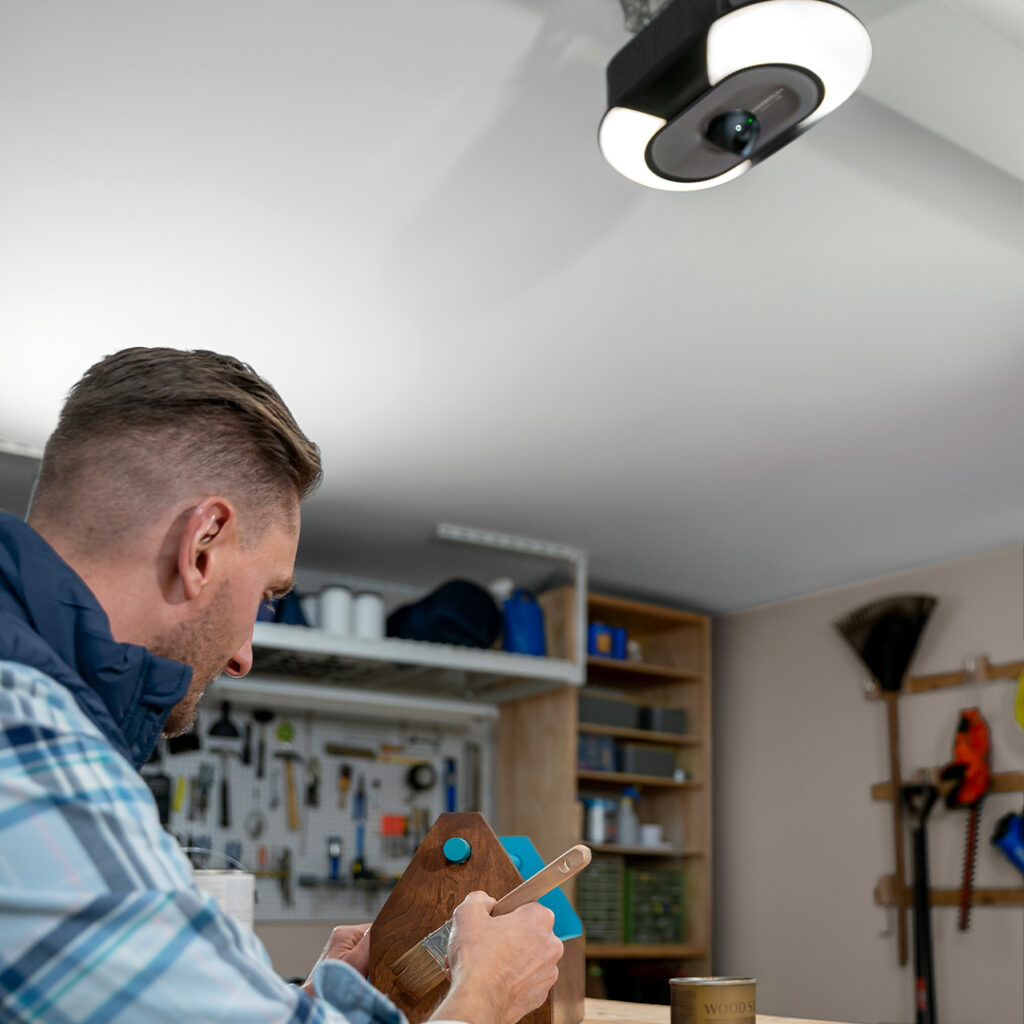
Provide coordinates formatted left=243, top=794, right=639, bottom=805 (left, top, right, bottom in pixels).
left=392, top=843, right=591, bottom=999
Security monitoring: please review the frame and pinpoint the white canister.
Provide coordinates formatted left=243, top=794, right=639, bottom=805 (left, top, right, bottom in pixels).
left=639, top=823, right=664, bottom=847
left=319, top=586, right=353, bottom=634
left=299, top=593, right=320, bottom=628
left=193, top=869, right=255, bottom=930
left=353, top=591, right=385, bottom=639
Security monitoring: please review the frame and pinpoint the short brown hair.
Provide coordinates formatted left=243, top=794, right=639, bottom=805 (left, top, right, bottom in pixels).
left=30, top=347, right=322, bottom=542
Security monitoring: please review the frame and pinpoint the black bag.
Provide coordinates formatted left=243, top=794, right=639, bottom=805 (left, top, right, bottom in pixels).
left=386, top=579, right=500, bottom=648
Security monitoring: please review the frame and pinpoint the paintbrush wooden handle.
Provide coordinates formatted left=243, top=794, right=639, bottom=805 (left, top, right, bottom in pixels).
left=491, top=844, right=591, bottom=917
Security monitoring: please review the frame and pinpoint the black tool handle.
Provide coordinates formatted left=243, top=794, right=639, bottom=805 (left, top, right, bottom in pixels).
left=257, top=734, right=266, bottom=779
left=242, top=723, right=252, bottom=766
left=912, top=823, right=936, bottom=1024
left=220, top=775, right=230, bottom=829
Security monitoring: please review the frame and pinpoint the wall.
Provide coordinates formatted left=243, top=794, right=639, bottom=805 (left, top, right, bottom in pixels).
left=713, top=544, right=1024, bottom=1024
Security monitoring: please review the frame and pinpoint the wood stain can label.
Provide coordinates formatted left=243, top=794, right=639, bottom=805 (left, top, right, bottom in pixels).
left=670, top=977, right=756, bottom=1024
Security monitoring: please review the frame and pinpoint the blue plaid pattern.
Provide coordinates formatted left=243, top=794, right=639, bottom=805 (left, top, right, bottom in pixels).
left=0, top=660, right=406, bottom=1024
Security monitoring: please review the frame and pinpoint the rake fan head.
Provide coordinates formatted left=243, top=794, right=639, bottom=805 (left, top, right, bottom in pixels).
left=834, top=594, right=937, bottom=692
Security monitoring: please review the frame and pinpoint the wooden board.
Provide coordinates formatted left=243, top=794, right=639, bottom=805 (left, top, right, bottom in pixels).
left=369, top=812, right=584, bottom=1024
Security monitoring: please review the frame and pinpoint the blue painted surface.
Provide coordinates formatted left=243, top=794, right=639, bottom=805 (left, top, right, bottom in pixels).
left=499, top=836, right=583, bottom=941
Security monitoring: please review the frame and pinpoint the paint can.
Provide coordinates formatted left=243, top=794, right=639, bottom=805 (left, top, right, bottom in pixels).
left=669, top=977, right=755, bottom=1024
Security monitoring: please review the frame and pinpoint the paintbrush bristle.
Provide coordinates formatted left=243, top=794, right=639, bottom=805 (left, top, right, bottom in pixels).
left=392, top=919, right=452, bottom=998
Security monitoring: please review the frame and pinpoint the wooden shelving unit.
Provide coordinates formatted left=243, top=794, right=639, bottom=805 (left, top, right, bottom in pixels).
left=496, top=587, right=712, bottom=998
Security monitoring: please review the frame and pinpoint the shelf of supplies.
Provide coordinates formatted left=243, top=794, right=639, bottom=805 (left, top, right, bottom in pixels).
left=589, top=844, right=702, bottom=857
left=251, top=622, right=582, bottom=701
left=871, top=770, right=1024, bottom=801
left=586, top=657, right=701, bottom=682
left=577, top=770, right=700, bottom=789
left=874, top=875, right=1024, bottom=908
left=578, top=723, right=702, bottom=746
left=585, top=944, right=707, bottom=960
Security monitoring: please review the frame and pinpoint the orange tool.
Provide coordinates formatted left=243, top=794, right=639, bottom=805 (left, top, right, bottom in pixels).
left=940, top=707, right=992, bottom=931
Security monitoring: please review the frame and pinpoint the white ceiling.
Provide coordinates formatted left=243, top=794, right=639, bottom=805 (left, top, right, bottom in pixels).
left=1, top=0, right=1021, bottom=613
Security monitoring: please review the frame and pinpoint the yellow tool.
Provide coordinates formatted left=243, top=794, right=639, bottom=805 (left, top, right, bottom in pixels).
left=1014, top=671, right=1024, bottom=734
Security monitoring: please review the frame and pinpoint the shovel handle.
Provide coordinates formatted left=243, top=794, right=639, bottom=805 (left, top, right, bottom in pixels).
left=492, top=844, right=591, bottom=917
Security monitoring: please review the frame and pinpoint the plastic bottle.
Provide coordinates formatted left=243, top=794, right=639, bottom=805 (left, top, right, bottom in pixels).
left=616, top=786, right=639, bottom=846
left=584, top=799, right=606, bottom=844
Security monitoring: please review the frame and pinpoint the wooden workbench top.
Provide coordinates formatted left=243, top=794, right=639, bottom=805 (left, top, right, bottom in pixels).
left=584, top=997, right=854, bottom=1024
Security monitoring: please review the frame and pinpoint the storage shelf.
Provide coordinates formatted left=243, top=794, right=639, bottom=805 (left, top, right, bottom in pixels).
left=578, top=723, right=702, bottom=746
left=589, top=844, right=702, bottom=858
left=586, top=657, right=701, bottom=682
left=585, top=943, right=707, bottom=960
left=251, top=622, right=582, bottom=700
left=577, top=770, right=700, bottom=789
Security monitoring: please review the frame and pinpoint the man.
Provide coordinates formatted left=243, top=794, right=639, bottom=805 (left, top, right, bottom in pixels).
left=0, top=348, right=562, bottom=1023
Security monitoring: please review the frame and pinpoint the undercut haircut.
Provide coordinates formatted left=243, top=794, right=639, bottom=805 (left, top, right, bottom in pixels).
left=30, top=347, right=322, bottom=546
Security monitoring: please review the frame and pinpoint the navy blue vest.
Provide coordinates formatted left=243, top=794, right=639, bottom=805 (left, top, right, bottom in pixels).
left=0, top=512, right=191, bottom=768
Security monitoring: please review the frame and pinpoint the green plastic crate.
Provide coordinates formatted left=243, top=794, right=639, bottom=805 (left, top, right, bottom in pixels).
left=624, top=866, right=685, bottom=944
left=577, top=855, right=625, bottom=943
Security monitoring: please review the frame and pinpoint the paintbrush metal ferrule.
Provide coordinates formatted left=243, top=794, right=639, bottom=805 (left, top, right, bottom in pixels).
left=422, top=918, right=452, bottom=964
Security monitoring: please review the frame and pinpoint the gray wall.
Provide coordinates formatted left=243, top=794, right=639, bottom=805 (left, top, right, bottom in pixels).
left=713, top=544, right=1024, bottom=1023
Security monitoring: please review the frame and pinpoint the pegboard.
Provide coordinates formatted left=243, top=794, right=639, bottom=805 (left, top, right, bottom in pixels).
left=147, top=697, right=494, bottom=922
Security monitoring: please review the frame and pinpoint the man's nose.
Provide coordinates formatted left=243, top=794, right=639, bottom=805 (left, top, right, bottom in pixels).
left=225, top=636, right=254, bottom=677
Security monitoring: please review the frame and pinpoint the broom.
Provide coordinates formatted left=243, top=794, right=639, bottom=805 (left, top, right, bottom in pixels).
left=834, top=593, right=936, bottom=968
left=392, top=843, right=591, bottom=999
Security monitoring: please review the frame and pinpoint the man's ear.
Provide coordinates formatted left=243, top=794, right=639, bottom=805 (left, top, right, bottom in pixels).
left=178, top=499, right=236, bottom=600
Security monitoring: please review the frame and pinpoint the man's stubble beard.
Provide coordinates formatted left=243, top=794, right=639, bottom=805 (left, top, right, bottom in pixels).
left=152, top=583, right=238, bottom=738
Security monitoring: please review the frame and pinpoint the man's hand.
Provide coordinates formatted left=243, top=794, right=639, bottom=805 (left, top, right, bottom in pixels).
left=301, top=923, right=372, bottom=997
left=430, top=892, right=563, bottom=1024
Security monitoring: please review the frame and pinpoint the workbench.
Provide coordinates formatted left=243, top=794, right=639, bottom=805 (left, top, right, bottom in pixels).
left=584, top=997, right=853, bottom=1024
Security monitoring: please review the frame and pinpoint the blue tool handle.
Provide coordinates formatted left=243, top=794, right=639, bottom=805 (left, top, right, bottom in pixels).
left=992, top=812, right=1024, bottom=875
left=445, top=758, right=457, bottom=813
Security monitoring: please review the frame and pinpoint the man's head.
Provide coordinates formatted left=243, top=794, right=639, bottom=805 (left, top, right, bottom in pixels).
left=29, top=347, right=322, bottom=734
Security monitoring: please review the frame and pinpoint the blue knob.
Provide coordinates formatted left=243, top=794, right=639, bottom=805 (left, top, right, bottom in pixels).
left=510, top=854, right=523, bottom=870
left=443, top=837, right=472, bottom=865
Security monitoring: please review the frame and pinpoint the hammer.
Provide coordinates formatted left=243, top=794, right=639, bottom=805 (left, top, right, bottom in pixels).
left=274, top=720, right=303, bottom=831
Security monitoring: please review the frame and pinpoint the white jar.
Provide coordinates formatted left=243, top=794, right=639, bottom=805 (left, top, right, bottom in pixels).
left=319, top=586, right=353, bottom=634
left=353, top=592, right=385, bottom=639
left=299, top=593, right=320, bottom=628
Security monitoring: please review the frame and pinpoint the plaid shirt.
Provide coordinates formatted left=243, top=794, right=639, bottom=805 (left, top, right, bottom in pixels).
left=0, top=658, right=406, bottom=1024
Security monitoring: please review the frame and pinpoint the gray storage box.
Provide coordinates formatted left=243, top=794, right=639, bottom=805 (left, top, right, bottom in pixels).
left=620, top=743, right=678, bottom=778
left=578, top=695, right=639, bottom=729
left=638, top=705, right=688, bottom=734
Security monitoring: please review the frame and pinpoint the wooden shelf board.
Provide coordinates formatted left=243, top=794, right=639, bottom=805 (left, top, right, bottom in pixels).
left=586, top=656, right=701, bottom=682
left=578, top=722, right=702, bottom=746
left=589, top=844, right=703, bottom=857
left=585, top=943, right=706, bottom=960
left=588, top=593, right=706, bottom=626
left=874, top=874, right=1024, bottom=907
left=577, top=770, right=700, bottom=789
left=872, top=770, right=1024, bottom=801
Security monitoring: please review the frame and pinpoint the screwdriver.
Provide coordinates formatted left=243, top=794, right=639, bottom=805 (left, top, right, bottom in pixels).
left=338, top=763, right=351, bottom=809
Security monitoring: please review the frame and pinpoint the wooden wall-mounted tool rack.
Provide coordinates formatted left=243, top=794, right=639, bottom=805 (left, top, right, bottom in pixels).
left=867, top=653, right=1024, bottom=927
left=864, top=654, right=1024, bottom=699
